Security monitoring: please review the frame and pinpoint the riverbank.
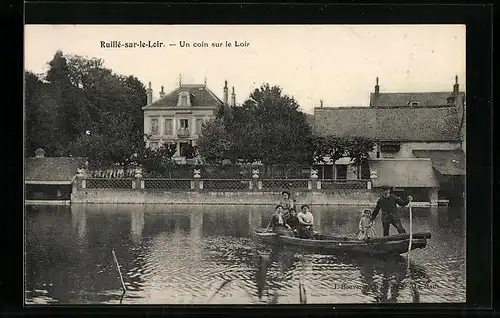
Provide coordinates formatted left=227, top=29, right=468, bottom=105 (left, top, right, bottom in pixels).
left=70, top=189, right=433, bottom=207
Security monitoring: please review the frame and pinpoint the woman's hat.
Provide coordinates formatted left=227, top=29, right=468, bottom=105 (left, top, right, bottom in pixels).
left=282, top=191, right=290, bottom=196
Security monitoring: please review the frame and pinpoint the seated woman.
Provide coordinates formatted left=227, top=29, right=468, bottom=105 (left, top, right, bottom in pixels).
left=265, top=205, right=293, bottom=236
left=285, top=208, right=299, bottom=235
left=296, top=205, right=315, bottom=239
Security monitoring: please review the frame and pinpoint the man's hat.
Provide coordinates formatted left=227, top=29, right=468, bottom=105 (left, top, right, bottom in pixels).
left=282, top=191, right=290, bottom=196
left=380, top=185, right=392, bottom=190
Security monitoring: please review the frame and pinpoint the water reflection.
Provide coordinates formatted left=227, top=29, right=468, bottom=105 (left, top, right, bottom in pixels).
left=25, top=204, right=466, bottom=304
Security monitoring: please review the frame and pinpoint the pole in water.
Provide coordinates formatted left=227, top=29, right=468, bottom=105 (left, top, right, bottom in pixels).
left=112, top=249, right=127, bottom=303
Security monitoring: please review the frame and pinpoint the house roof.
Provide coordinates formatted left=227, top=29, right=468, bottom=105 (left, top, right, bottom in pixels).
left=413, top=150, right=465, bottom=176
left=25, top=157, right=87, bottom=183
left=313, top=106, right=461, bottom=141
left=369, top=159, right=439, bottom=188
left=142, top=84, right=223, bottom=109
left=370, top=91, right=465, bottom=107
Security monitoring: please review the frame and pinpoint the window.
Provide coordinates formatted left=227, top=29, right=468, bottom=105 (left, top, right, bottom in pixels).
left=180, top=119, right=189, bottom=129
left=408, top=100, right=420, bottom=107
left=164, top=119, right=173, bottom=135
left=336, top=165, right=347, bottom=180
left=380, top=142, right=400, bottom=153
left=151, top=118, right=159, bottom=134
left=181, top=95, right=188, bottom=106
left=196, top=119, right=203, bottom=134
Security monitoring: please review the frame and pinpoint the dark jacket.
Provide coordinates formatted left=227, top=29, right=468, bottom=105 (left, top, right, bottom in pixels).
left=285, top=215, right=299, bottom=229
left=270, top=213, right=287, bottom=231
left=370, top=194, right=410, bottom=222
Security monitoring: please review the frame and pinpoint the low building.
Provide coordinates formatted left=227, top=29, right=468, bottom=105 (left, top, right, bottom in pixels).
left=25, top=148, right=87, bottom=205
left=142, top=79, right=236, bottom=159
left=313, top=77, right=466, bottom=206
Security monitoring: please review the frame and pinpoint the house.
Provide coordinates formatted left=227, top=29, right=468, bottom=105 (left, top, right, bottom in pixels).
left=25, top=148, right=87, bottom=205
left=313, top=77, right=466, bottom=206
left=142, top=79, right=235, bottom=159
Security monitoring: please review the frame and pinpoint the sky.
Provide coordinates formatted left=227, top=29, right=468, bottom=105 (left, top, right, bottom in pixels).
left=24, top=25, right=465, bottom=114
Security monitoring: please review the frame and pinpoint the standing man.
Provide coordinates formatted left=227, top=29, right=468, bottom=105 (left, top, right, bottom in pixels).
left=279, top=191, right=295, bottom=211
left=370, top=186, right=413, bottom=237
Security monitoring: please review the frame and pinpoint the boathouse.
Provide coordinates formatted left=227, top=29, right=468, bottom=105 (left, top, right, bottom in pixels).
left=25, top=148, right=87, bottom=205
left=313, top=77, right=466, bottom=206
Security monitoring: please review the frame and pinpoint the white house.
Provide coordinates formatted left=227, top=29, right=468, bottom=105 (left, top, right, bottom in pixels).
left=142, top=79, right=236, bottom=158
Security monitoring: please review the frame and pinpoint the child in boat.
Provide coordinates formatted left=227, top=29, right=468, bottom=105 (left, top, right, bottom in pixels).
left=358, top=209, right=376, bottom=240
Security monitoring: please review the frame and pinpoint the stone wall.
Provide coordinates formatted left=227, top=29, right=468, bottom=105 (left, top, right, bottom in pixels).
left=71, top=189, right=382, bottom=206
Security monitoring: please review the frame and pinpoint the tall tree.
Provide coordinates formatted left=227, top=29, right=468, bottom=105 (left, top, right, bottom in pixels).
left=26, top=50, right=147, bottom=168
left=238, top=84, right=313, bottom=165
left=196, top=118, right=232, bottom=163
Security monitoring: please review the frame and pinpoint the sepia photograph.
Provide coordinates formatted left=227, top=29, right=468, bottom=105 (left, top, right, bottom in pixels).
left=24, top=24, right=466, bottom=305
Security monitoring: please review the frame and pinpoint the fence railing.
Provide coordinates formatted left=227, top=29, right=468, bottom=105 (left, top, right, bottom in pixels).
left=143, top=179, right=193, bottom=191
left=77, top=177, right=371, bottom=191
left=260, top=179, right=310, bottom=190
left=320, top=179, right=370, bottom=190
left=85, top=178, right=134, bottom=189
left=202, top=179, right=252, bottom=191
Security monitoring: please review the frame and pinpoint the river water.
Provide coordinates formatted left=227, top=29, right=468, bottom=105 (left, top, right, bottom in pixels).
left=25, top=204, right=465, bottom=304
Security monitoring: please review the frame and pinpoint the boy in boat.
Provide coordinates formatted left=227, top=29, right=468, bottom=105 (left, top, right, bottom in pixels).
left=265, top=205, right=293, bottom=236
left=370, top=186, right=413, bottom=236
left=358, top=209, right=376, bottom=240
left=279, top=191, right=295, bottom=211
left=296, top=205, right=315, bottom=239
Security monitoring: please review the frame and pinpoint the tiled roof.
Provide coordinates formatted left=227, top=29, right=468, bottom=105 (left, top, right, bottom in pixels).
left=413, top=150, right=465, bottom=176
left=25, top=157, right=87, bottom=182
left=143, top=84, right=223, bottom=109
left=313, top=106, right=461, bottom=141
left=370, top=92, right=465, bottom=107
left=369, top=159, right=439, bottom=188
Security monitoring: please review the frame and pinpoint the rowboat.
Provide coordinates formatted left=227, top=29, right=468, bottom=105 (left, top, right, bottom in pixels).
left=253, top=229, right=431, bottom=255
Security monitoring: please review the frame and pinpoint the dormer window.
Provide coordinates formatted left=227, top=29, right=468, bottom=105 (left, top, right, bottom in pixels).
left=177, top=91, right=191, bottom=107
left=408, top=100, right=420, bottom=107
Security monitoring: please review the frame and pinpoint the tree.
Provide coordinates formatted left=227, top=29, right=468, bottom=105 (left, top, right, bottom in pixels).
left=26, top=50, right=147, bottom=168
left=25, top=71, right=61, bottom=156
left=345, top=136, right=376, bottom=167
left=217, top=83, right=314, bottom=165
left=196, top=118, right=232, bottom=163
left=312, top=135, right=376, bottom=176
left=137, top=143, right=177, bottom=177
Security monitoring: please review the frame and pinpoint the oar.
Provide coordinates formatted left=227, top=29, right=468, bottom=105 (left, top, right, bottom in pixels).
left=407, top=200, right=413, bottom=271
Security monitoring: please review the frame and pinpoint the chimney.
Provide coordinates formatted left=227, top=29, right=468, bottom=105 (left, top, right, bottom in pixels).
left=159, top=85, right=165, bottom=98
left=35, top=148, right=45, bottom=158
left=320, top=100, right=323, bottom=108
left=223, top=80, right=229, bottom=105
left=375, top=76, right=380, bottom=95
left=453, top=75, right=459, bottom=94
left=231, top=86, right=236, bottom=106
left=147, top=82, right=153, bottom=105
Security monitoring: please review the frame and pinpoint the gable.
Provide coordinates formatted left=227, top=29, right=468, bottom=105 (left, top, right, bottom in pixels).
left=143, top=84, right=223, bottom=109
